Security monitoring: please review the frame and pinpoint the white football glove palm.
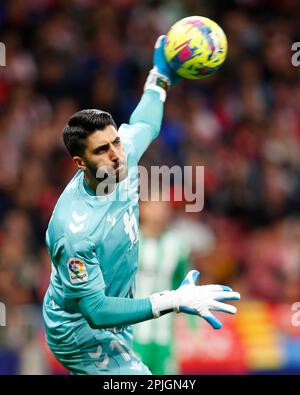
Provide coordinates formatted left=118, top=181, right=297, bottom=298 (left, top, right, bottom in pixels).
left=149, top=270, right=240, bottom=329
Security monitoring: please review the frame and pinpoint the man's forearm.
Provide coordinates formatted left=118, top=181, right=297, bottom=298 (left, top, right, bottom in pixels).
left=129, top=89, right=164, bottom=138
left=78, top=289, right=154, bottom=329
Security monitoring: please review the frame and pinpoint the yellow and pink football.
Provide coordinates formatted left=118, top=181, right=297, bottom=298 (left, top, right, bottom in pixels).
left=164, top=16, right=228, bottom=80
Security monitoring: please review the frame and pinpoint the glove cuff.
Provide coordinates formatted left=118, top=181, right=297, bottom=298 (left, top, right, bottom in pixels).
left=149, top=290, right=178, bottom=318
left=144, top=67, right=170, bottom=102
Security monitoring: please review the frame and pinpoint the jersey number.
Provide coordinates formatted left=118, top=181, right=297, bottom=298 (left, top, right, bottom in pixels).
left=88, top=340, right=135, bottom=369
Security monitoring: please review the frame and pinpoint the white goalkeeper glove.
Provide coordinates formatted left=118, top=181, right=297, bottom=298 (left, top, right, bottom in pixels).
left=149, top=270, right=241, bottom=329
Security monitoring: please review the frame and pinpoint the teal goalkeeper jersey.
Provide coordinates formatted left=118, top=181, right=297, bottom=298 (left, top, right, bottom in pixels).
left=45, top=89, right=164, bottom=331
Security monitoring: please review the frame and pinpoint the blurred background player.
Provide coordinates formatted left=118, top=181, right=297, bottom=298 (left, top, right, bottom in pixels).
left=133, top=199, right=190, bottom=374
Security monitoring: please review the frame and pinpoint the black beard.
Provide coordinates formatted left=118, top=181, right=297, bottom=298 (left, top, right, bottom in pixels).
left=86, top=163, right=121, bottom=196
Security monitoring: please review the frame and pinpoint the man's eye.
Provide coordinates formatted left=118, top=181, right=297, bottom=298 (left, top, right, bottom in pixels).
left=114, top=140, right=120, bottom=146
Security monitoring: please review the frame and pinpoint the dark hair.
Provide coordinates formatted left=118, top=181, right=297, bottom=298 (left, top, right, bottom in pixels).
left=62, top=109, right=117, bottom=156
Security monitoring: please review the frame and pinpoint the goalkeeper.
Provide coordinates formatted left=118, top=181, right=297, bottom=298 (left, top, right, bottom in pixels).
left=42, top=36, right=240, bottom=375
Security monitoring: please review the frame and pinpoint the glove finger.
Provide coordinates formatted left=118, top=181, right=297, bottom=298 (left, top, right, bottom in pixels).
left=153, top=35, right=166, bottom=66
left=154, top=35, right=166, bottom=49
left=209, top=300, right=237, bottom=315
left=201, top=284, right=233, bottom=292
left=180, top=270, right=200, bottom=286
left=201, top=310, right=222, bottom=329
left=178, top=306, right=200, bottom=316
left=212, top=291, right=241, bottom=301
left=153, top=34, right=182, bottom=86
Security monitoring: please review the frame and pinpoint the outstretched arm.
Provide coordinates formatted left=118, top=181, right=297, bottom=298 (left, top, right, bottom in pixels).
left=129, top=89, right=164, bottom=142
left=78, top=270, right=240, bottom=330
left=78, top=290, right=154, bottom=329
left=55, top=238, right=240, bottom=330
left=119, top=36, right=181, bottom=162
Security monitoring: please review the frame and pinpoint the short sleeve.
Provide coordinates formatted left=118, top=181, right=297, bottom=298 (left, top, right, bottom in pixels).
left=54, top=236, right=105, bottom=299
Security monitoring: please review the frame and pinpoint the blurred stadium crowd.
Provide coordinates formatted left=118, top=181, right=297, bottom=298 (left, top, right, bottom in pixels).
left=0, top=0, right=300, bottom=374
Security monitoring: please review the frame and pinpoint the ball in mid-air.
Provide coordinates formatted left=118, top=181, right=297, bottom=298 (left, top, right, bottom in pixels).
left=164, top=16, right=228, bottom=80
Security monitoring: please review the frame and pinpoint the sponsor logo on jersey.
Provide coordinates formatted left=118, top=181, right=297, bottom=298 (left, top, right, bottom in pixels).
left=68, top=258, right=88, bottom=284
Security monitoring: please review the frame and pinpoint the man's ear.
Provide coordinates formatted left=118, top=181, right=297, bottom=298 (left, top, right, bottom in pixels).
left=73, top=156, right=87, bottom=170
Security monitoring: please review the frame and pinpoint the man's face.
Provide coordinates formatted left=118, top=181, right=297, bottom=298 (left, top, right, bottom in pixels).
left=77, top=125, right=127, bottom=184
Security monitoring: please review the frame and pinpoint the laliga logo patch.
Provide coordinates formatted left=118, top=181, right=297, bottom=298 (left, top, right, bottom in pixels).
left=68, top=258, right=88, bottom=284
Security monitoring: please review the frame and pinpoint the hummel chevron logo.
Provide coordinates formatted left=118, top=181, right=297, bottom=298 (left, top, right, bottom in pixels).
left=72, top=212, right=87, bottom=222
left=88, top=345, right=109, bottom=369
left=95, top=355, right=109, bottom=369
left=69, top=223, right=84, bottom=233
left=88, top=345, right=102, bottom=359
left=69, top=211, right=87, bottom=233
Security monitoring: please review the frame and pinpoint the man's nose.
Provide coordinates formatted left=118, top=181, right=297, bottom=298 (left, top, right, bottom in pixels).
left=109, top=144, right=120, bottom=162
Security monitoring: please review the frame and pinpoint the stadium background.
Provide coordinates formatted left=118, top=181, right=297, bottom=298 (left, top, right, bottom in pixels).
left=0, top=0, right=300, bottom=374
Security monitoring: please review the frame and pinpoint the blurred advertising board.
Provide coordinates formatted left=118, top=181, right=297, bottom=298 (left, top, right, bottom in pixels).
left=176, top=302, right=300, bottom=374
